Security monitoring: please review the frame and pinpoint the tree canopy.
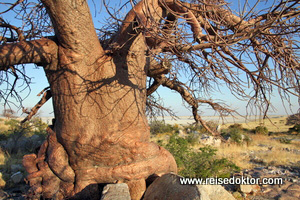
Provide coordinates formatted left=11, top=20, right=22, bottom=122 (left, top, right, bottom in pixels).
left=0, top=0, right=299, bottom=122
left=1, top=0, right=299, bottom=127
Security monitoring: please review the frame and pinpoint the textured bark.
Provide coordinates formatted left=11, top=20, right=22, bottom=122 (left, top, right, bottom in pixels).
left=21, top=33, right=177, bottom=200
left=0, top=38, right=58, bottom=68
left=9, top=1, right=177, bottom=198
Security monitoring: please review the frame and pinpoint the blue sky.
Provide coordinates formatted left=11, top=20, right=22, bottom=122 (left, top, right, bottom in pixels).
left=0, top=0, right=299, bottom=117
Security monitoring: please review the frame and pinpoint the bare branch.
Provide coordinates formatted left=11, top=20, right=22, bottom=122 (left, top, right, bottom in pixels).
left=21, top=89, right=52, bottom=123
left=0, top=0, right=24, bottom=15
left=0, top=20, right=25, bottom=41
left=147, top=79, right=163, bottom=96
left=0, top=38, right=58, bottom=68
left=154, top=74, right=236, bottom=135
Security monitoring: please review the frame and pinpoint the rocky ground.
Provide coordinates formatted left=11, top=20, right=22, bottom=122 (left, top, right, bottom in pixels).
left=229, top=166, right=300, bottom=200
left=0, top=165, right=299, bottom=199
left=0, top=117, right=299, bottom=199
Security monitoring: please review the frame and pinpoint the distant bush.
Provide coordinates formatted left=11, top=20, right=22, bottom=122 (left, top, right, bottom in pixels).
left=185, top=132, right=199, bottom=146
left=255, top=125, right=268, bottom=135
left=279, top=137, right=292, bottom=144
left=2, top=119, right=30, bottom=141
left=30, top=118, right=48, bottom=136
left=163, top=135, right=240, bottom=178
left=184, top=121, right=219, bottom=135
left=2, top=118, right=48, bottom=138
left=286, top=113, right=300, bottom=125
left=0, top=118, right=48, bottom=188
left=149, top=120, right=175, bottom=135
left=289, top=124, right=300, bottom=134
left=184, top=124, right=201, bottom=133
left=228, top=123, right=243, bottom=130
left=221, top=124, right=250, bottom=144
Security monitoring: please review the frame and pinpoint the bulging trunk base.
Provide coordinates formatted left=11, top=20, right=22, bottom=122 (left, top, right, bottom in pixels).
left=23, top=126, right=177, bottom=200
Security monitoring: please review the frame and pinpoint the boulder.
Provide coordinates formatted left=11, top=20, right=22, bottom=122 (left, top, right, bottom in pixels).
left=197, top=184, right=236, bottom=200
left=199, top=135, right=221, bottom=147
left=10, top=171, right=23, bottom=184
left=11, top=164, right=23, bottom=173
left=100, top=183, right=131, bottom=200
left=143, top=173, right=235, bottom=200
left=178, top=130, right=187, bottom=138
left=238, top=184, right=260, bottom=195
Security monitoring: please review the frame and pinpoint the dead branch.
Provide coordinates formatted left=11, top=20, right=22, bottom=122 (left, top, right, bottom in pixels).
left=21, top=89, right=52, bottom=123
left=0, top=19, right=24, bottom=41
left=147, top=79, right=163, bottom=96
left=0, top=0, right=24, bottom=15
left=155, top=74, right=232, bottom=135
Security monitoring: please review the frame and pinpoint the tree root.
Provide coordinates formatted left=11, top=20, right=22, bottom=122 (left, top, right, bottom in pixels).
left=23, top=127, right=177, bottom=200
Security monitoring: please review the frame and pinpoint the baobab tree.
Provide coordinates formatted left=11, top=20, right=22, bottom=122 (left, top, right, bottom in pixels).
left=0, top=0, right=299, bottom=199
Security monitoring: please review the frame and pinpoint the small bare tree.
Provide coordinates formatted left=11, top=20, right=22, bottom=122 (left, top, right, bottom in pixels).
left=0, top=0, right=299, bottom=199
left=2, top=109, right=16, bottom=119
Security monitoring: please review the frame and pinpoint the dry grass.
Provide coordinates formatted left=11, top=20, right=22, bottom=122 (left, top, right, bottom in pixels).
left=150, top=115, right=300, bottom=170
left=0, top=118, right=9, bottom=133
left=216, top=144, right=254, bottom=169
left=223, top=116, right=293, bottom=133
left=216, top=134, right=300, bottom=169
left=217, top=116, right=300, bottom=168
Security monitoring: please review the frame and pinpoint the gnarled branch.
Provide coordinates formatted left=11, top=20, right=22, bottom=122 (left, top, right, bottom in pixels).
left=155, top=74, right=235, bottom=135
left=0, top=38, right=58, bottom=68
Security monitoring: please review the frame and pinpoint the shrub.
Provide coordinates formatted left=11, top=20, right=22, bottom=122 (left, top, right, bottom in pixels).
left=3, top=119, right=32, bottom=140
left=3, top=118, right=48, bottom=138
left=30, top=118, right=48, bottom=136
left=184, top=121, right=219, bottom=135
left=286, top=113, right=300, bottom=125
left=163, top=135, right=240, bottom=178
left=184, top=124, right=201, bottom=133
left=228, top=123, right=243, bottom=130
left=186, top=133, right=199, bottom=146
left=149, top=120, right=174, bottom=135
left=255, top=125, right=268, bottom=135
left=289, top=124, right=300, bottom=134
left=221, top=124, right=245, bottom=144
left=279, top=137, right=292, bottom=144
left=0, top=118, right=48, bottom=153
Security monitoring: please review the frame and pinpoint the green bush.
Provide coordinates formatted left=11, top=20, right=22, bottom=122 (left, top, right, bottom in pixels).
left=163, top=135, right=240, bottom=178
left=3, top=119, right=31, bottom=140
left=279, top=137, right=292, bottom=144
left=186, top=133, right=199, bottom=146
left=30, top=118, right=48, bottom=136
left=149, top=120, right=174, bottom=135
left=1, top=118, right=48, bottom=140
left=289, top=124, right=300, bottom=134
left=221, top=124, right=246, bottom=144
left=286, top=113, right=300, bottom=125
left=255, top=125, right=268, bottom=135
left=184, top=121, right=218, bottom=135
left=184, top=124, right=201, bottom=133
left=228, top=123, right=243, bottom=130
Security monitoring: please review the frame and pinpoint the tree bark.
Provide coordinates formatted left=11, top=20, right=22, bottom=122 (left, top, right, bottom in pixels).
left=22, top=32, right=176, bottom=200
left=4, top=1, right=177, bottom=198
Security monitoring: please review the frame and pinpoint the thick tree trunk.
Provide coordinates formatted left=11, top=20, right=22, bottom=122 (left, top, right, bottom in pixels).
left=23, top=34, right=177, bottom=200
